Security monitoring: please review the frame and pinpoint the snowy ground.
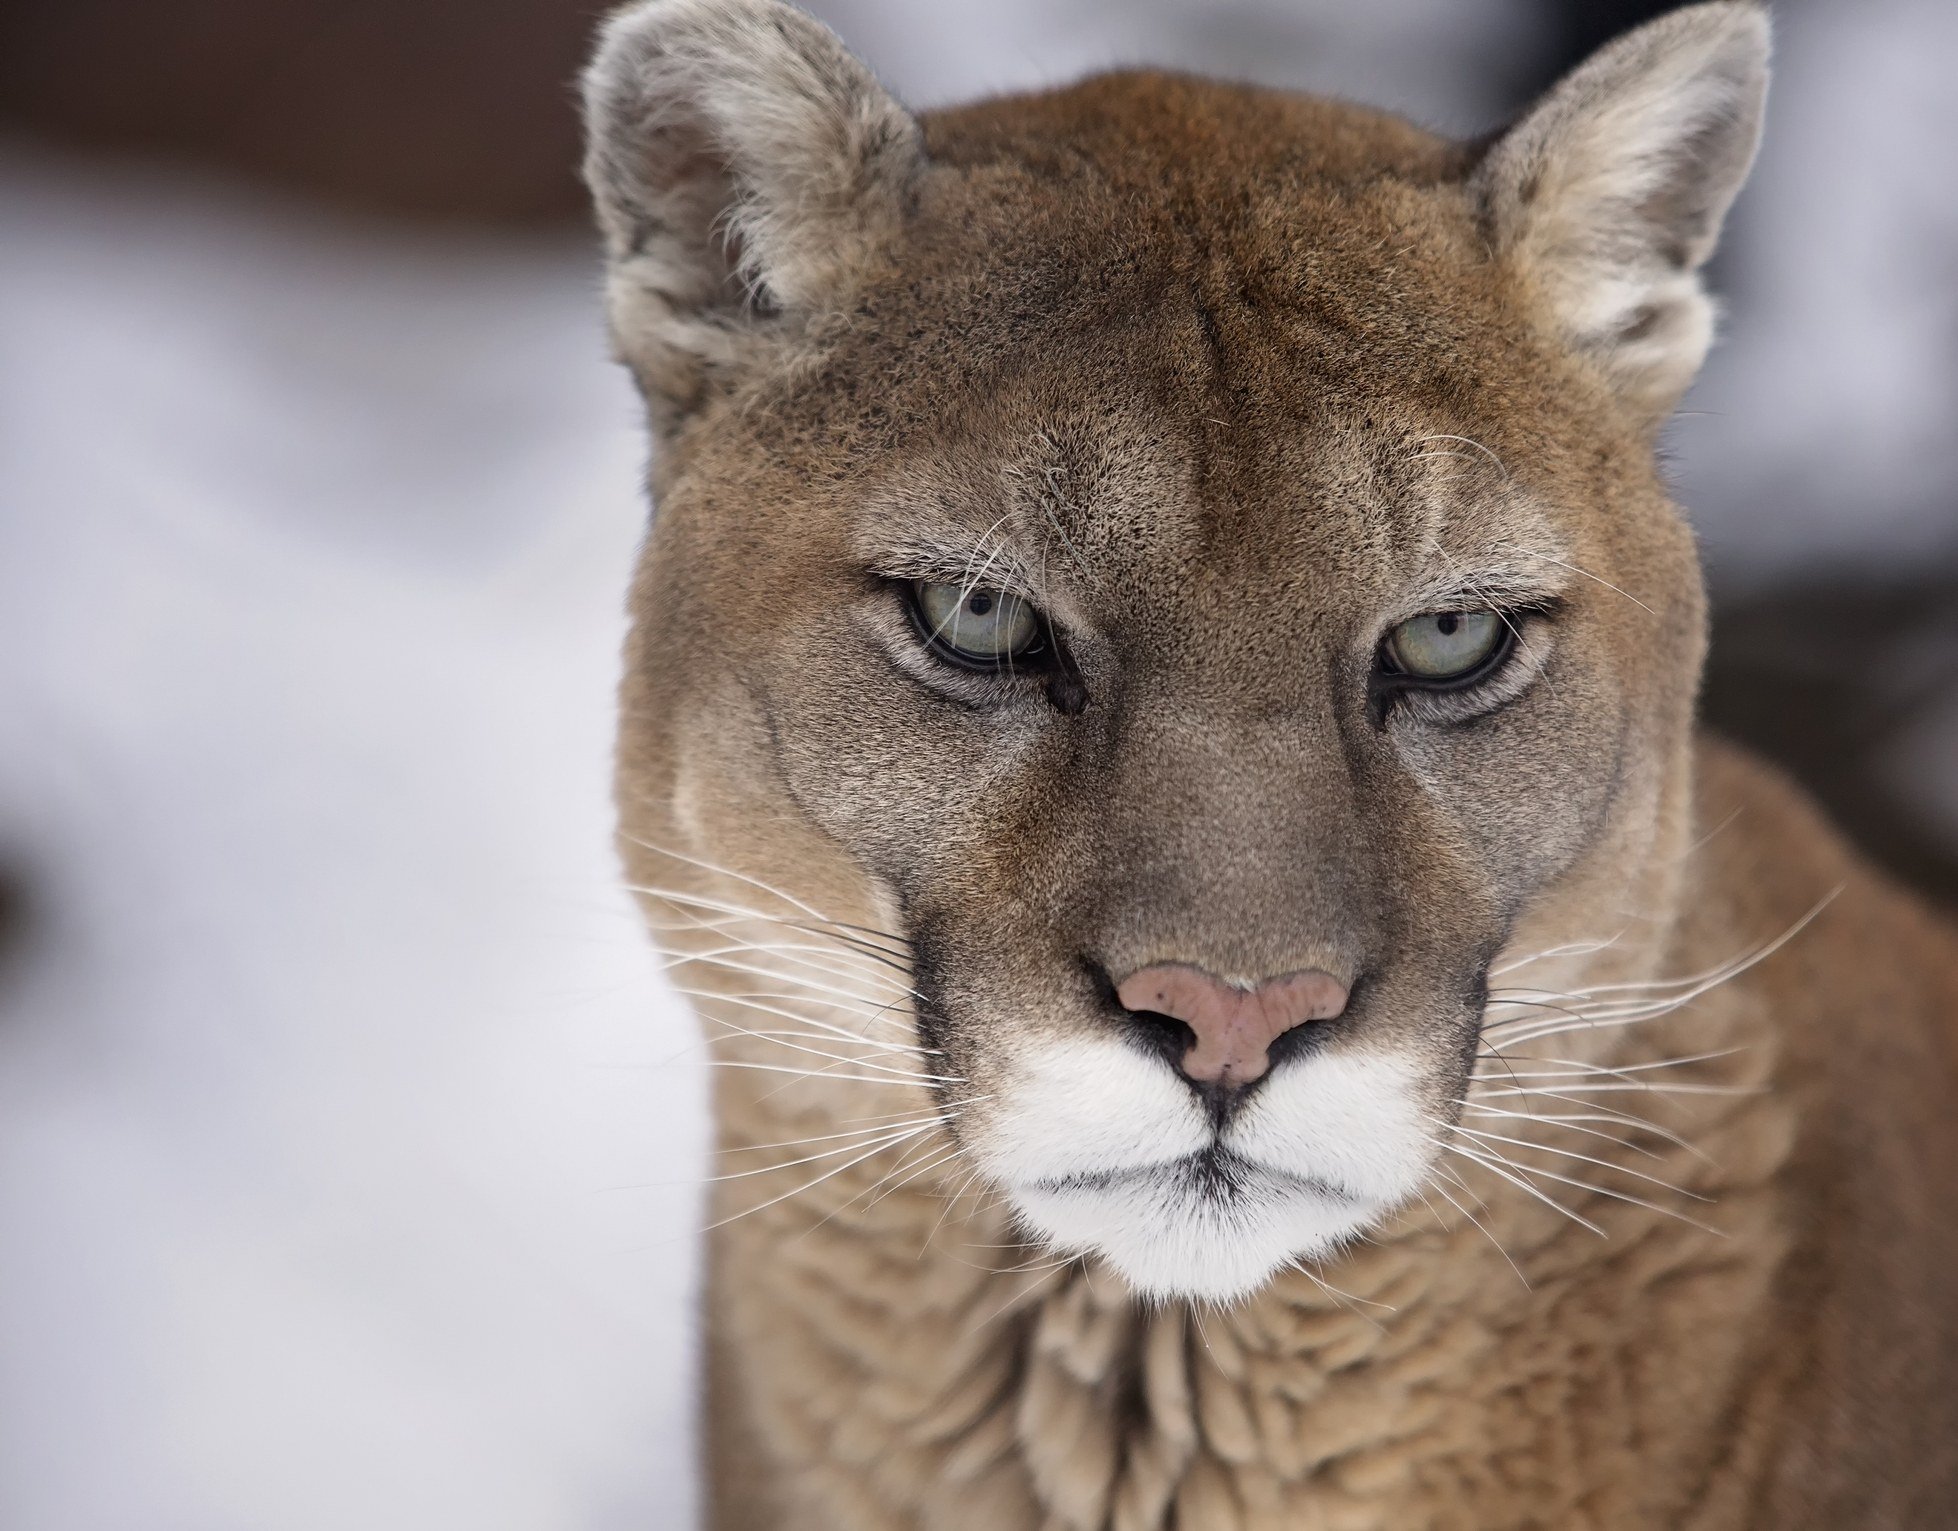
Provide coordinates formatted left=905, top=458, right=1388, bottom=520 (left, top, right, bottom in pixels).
left=0, top=2, right=1952, bottom=1527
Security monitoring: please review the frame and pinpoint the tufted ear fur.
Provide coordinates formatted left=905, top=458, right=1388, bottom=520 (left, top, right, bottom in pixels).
left=581, top=0, right=922, bottom=423
left=1474, top=2, right=1769, bottom=425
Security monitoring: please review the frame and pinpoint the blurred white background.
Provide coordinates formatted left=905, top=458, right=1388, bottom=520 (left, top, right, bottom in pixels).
left=0, top=1, right=1953, bottom=1526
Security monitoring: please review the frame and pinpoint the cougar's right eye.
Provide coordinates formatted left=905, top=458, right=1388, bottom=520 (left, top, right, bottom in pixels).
left=910, top=581, right=1045, bottom=667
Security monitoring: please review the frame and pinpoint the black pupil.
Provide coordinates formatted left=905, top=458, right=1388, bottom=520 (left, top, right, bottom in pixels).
left=967, top=592, right=994, bottom=616
left=1436, top=613, right=1460, bottom=636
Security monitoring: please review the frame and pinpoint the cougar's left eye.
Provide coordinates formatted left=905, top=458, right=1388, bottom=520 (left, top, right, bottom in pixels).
left=1384, top=610, right=1506, bottom=681
left=911, top=581, right=1044, bottom=666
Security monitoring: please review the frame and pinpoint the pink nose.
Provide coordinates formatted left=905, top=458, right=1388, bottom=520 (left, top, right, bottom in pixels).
left=1115, top=963, right=1349, bottom=1086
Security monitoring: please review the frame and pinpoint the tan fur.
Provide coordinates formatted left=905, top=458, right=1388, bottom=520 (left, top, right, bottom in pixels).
left=581, top=3, right=1958, bottom=1525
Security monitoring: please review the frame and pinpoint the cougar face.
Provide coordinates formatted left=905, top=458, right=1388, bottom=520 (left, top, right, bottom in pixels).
left=589, top=1, right=1757, bottom=1300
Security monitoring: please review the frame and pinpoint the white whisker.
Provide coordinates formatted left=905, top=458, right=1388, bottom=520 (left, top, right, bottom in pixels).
left=698, top=1016, right=933, bottom=1074
left=1446, top=1123, right=1708, bottom=1200
left=1442, top=1141, right=1607, bottom=1237
left=627, top=885, right=913, bottom=982
left=664, top=936, right=918, bottom=995
left=718, top=1109, right=955, bottom=1158
left=1487, top=930, right=1630, bottom=977
left=1499, top=545, right=1656, bottom=615
left=689, top=1059, right=956, bottom=1087
left=633, top=885, right=913, bottom=973
left=1448, top=1141, right=1723, bottom=1237
left=699, top=1124, right=939, bottom=1185
left=1413, top=432, right=1509, bottom=478
left=1459, top=1102, right=1710, bottom=1162
left=703, top=1131, right=930, bottom=1233
left=1473, top=1048, right=1743, bottom=1083
left=1424, top=1166, right=1531, bottom=1289
left=1472, top=1080, right=1756, bottom=1100
left=674, top=986, right=923, bottom=1051
left=621, top=836, right=914, bottom=959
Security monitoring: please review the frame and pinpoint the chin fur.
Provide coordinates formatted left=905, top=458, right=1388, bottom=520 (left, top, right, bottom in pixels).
left=1007, top=1162, right=1385, bottom=1304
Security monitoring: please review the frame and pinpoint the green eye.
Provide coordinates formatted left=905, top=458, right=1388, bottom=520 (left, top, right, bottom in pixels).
left=913, top=580, right=1043, bottom=665
left=1385, top=610, right=1505, bottom=681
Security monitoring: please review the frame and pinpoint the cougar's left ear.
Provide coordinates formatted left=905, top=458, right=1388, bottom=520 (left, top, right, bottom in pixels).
left=1473, top=2, right=1769, bottom=425
left=581, top=0, right=922, bottom=424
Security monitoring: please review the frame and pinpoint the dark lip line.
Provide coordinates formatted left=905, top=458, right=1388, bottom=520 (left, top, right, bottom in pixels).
left=1028, top=1148, right=1359, bottom=1205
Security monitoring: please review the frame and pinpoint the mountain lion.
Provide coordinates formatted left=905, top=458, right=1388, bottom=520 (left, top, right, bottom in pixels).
left=580, top=1, right=1958, bottom=1524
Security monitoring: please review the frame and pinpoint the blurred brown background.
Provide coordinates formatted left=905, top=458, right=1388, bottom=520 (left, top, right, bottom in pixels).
left=0, top=0, right=606, bottom=223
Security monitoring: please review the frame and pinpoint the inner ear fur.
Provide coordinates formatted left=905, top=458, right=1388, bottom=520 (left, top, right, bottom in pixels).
left=581, top=0, right=922, bottom=423
left=1473, top=1, right=1770, bottom=425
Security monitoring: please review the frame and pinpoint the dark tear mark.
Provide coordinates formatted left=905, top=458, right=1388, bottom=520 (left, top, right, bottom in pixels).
left=1192, top=287, right=1229, bottom=374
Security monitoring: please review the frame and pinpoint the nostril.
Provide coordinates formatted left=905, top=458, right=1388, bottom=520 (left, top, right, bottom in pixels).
left=1264, top=1006, right=1332, bottom=1072
left=1119, top=1005, right=1198, bottom=1071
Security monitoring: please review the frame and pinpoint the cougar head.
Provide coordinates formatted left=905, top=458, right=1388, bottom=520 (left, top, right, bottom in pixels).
left=584, top=0, right=1768, bottom=1300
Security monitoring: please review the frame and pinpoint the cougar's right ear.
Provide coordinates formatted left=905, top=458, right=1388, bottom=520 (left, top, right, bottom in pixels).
left=581, top=0, right=922, bottom=424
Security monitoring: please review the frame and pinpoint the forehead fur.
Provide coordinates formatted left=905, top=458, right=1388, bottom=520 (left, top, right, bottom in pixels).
left=921, top=69, right=1464, bottom=187
left=695, top=69, right=1640, bottom=517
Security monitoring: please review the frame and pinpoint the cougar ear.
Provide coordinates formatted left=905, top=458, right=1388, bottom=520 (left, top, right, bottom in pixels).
left=581, top=0, right=922, bottom=422
left=1473, top=2, right=1769, bottom=425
